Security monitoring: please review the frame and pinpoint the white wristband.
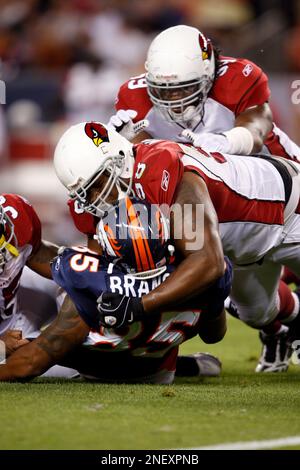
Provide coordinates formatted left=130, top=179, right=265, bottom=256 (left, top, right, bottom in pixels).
left=223, top=126, right=254, bottom=155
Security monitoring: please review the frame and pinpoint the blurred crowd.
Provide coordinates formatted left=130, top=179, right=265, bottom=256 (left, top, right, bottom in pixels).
left=0, top=0, right=299, bottom=243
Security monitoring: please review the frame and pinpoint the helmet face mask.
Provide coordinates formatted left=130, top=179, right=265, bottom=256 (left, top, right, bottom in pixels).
left=145, top=25, right=215, bottom=125
left=147, top=76, right=213, bottom=124
left=0, top=207, right=18, bottom=274
left=70, top=154, right=133, bottom=218
left=54, top=122, right=135, bottom=219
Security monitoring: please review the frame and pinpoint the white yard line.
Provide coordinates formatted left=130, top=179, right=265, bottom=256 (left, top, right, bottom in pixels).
left=185, top=436, right=300, bottom=450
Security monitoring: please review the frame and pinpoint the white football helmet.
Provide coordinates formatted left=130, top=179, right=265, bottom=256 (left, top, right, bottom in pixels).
left=54, top=122, right=135, bottom=217
left=145, top=25, right=215, bottom=124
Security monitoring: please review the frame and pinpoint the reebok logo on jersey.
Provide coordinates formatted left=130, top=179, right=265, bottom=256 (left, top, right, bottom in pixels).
left=161, top=170, right=170, bottom=192
left=242, top=64, right=253, bottom=77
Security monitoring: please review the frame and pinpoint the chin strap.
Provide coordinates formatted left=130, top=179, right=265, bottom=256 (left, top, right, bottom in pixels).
left=179, top=105, right=205, bottom=129
left=0, top=234, right=19, bottom=257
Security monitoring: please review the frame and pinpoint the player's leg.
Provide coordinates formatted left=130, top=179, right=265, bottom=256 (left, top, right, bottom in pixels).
left=269, top=244, right=300, bottom=356
left=231, top=260, right=291, bottom=372
left=176, top=259, right=232, bottom=377
left=175, top=353, right=221, bottom=377
left=59, top=346, right=178, bottom=384
left=231, top=260, right=283, bottom=328
left=282, top=266, right=300, bottom=286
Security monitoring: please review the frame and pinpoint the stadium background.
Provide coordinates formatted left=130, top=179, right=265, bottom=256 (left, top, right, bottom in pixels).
left=0, top=0, right=299, bottom=245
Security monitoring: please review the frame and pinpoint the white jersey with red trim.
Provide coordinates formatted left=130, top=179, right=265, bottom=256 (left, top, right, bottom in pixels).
left=68, top=138, right=300, bottom=264
left=0, top=194, right=41, bottom=334
left=116, top=56, right=300, bottom=162
left=131, top=140, right=300, bottom=265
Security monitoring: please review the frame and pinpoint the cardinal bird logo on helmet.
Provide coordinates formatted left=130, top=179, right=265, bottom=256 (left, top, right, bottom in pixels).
left=84, top=122, right=109, bottom=147
left=198, top=32, right=212, bottom=61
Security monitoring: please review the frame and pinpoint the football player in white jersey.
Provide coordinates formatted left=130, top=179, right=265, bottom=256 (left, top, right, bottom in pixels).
left=108, top=24, right=300, bottom=162
left=53, top=123, right=300, bottom=373
left=0, top=194, right=56, bottom=352
left=0, top=193, right=79, bottom=377
left=106, top=24, right=300, bottom=370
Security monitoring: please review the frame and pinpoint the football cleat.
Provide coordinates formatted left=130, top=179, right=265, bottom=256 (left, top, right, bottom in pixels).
left=255, top=325, right=291, bottom=373
left=176, top=352, right=222, bottom=377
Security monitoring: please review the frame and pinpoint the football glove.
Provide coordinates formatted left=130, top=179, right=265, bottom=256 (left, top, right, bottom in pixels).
left=107, top=109, right=149, bottom=141
left=97, top=292, right=145, bottom=328
left=181, top=129, right=230, bottom=153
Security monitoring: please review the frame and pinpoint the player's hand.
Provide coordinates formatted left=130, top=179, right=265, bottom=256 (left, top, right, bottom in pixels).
left=181, top=130, right=230, bottom=153
left=107, top=109, right=149, bottom=141
left=0, top=330, right=29, bottom=357
left=97, top=292, right=145, bottom=328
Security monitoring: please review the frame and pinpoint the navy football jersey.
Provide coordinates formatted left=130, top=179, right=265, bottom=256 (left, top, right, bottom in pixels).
left=51, top=247, right=232, bottom=355
left=51, top=246, right=175, bottom=330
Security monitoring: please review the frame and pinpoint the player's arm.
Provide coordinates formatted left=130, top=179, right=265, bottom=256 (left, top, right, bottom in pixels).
left=142, top=171, right=225, bottom=314
left=107, top=109, right=150, bottom=143
left=87, top=233, right=102, bottom=253
left=183, top=104, right=273, bottom=155
left=97, top=171, right=226, bottom=329
left=228, top=67, right=273, bottom=154
left=132, top=130, right=151, bottom=144
left=26, top=239, right=59, bottom=279
left=183, top=62, right=273, bottom=155
left=0, top=295, right=89, bottom=381
left=234, top=102, right=273, bottom=153
left=0, top=330, right=29, bottom=356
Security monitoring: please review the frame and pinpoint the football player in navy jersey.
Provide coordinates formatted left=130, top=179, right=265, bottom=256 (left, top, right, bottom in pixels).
left=0, top=198, right=231, bottom=383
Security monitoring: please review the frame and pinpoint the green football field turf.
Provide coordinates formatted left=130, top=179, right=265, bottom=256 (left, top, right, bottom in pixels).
left=1, top=315, right=300, bottom=450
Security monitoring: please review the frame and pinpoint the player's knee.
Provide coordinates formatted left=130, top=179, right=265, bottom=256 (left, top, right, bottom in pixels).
left=238, top=305, right=277, bottom=329
left=199, top=309, right=227, bottom=343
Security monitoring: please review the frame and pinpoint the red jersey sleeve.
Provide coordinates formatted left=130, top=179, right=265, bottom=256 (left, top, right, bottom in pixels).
left=211, top=56, right=270, bottom=115
left=68, top=199, right=97, bottom=236
left=133, top=141, right=184, bottom=207
left=2, top=194, right=41, bottom=253
left=115, top=75, right=152, bottom=122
